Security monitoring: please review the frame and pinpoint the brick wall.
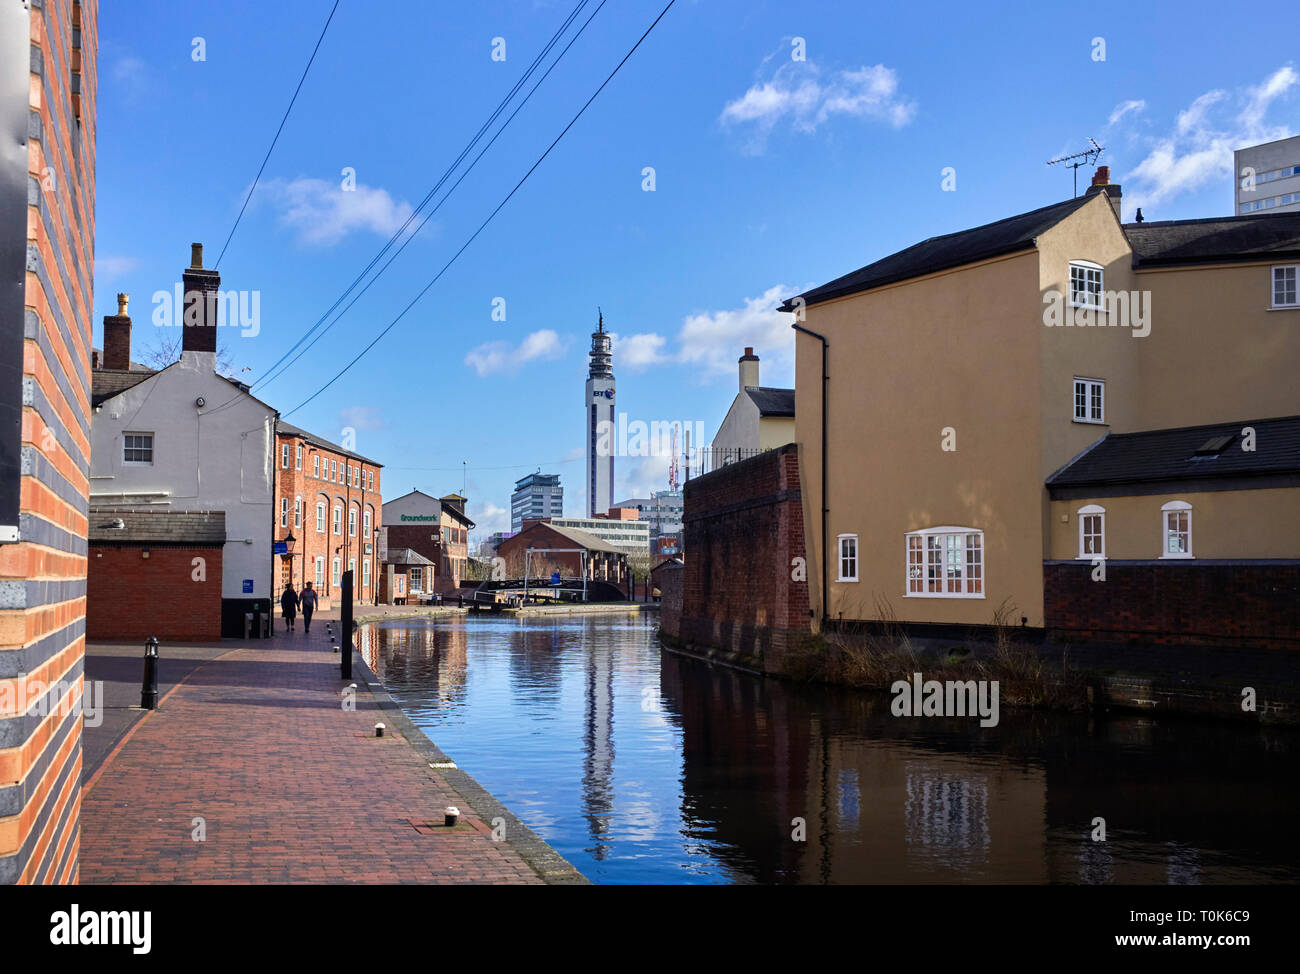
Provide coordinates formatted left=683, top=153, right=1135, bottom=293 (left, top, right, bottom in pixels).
left=87, top=545, right=223, bottom=642
left=666, top=444, right=811, bottom=672
left=658, top=562, right=682, bottom=635
left=274, top=433, right=381, bottom=604
left=0, top=0, right=98, bottom=885
left=1044, top=560, right=1300, bottom=650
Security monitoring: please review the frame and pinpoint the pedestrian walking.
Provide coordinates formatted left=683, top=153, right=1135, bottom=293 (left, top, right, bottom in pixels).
left=280, top=584, right=299, bottom=631
left=299, top=581, right=318, bottom=633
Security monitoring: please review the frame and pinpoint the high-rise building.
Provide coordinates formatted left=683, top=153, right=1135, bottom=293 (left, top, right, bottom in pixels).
left=511, top=472, right=563, bottom=532
left=1235, top=135, right=1300, bottom=214
left=1, top=0, right=98, bottom=884
left=585, top=311, right=615, bottom=516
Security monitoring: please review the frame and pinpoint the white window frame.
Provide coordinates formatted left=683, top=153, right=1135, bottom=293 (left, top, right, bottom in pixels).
left=1160, top=500, right=1193, bottom=559
left=905, top=527, right=985, bottom=598
left=409, top=566, right=423, bottom=593
left=333, top=505, right=342, bottom=535
left=122, top=431, right=154, bottom=465
left=836, top=534, right=859, bottom=582
left=316, top=502, right=326, bottom=533
left=348, top=507, right=357, bottom=537
left=1077, top=504, right=1105, bottom=559
left=368, top=471, right=374, bottom=491
left=294, top=497, right=302, bottom=529
left=363, top=509, right=372, bottom=538
left=330, top=459, right=337, bottom=481
left=332, top=557, right=341, bottom=586
left=1073, top=377, right=1105, bottom=424
left=1069, top=260, right=1104, bottom=309
left=1272, top=265, right=1298, bottom=309
left=348, top=557, right=356, bottom=578
left=314, top=556, right=325, bottom=587
left=281, top=444, right=290, bottom=469
left=313, top=455, right=320, bottom=478
left=280, top=497, right=289, bottom=528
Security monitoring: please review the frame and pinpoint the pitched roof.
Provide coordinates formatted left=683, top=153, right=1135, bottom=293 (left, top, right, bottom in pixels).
left=515, top=520, right=621, bottom=554
left=385, top=547, right=434, bottom=566
left=779, top=194, right=1095, bottom=311
left=91, top=368, right=157, bottom=407
left=745, top=386, right=795, bottom=417
left=1046, top=415, right=1300, bottom=493
left=88, top=508, right=226, bottom=545
left=1124, top=211, right=1300, bottom=267
left=276, top=420, right=381, bottom=466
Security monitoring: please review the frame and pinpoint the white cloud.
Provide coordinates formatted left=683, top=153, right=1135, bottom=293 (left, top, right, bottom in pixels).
left=721, top=61, right=915, bottom=153
left=610, top=285, right=799, bottom=386
left=96, top=255, right=139, bottom=281
left=1108, top=99, right=1146, bottom=125
left=468, top=501, right=509, bottom=539
left=338, top=405, right=385, bottom=431
left=465, top=329, right=568, bottom=377
left=259, top=177, right=415, bottom=246
left=1118, top=66, right=1297, bottom=214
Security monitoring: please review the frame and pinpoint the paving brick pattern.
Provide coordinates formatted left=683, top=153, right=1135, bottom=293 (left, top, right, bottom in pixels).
left=79, top=625, right=555, bottom=884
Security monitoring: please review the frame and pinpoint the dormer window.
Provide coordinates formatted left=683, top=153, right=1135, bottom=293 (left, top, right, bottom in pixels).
left=1069, top=261, right=1104, bottom=309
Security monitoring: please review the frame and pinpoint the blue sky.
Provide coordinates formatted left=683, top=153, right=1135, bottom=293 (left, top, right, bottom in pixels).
left=92, top=0, right=1298, bottom=540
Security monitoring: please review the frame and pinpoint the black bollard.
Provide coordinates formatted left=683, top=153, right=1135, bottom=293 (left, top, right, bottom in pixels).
left=141, top=636, right=159, bottom=709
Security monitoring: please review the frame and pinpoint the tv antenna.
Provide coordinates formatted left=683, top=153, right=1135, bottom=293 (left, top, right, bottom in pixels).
left=1048, top=139, right=1104, bottom=197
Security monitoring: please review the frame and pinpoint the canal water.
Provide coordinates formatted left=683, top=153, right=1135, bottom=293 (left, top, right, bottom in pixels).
left=363, top=615, right=1300, bottom=884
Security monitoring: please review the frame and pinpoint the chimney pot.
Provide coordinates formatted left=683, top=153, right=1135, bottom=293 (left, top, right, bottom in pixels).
left=190, top=243, right=203, bottom=268
left=116, top=292, right=129, bottom=316
left=1091, top=165, right=1110, bottom=187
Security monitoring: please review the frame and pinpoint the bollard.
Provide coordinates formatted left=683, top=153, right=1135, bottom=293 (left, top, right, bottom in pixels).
left=374, top=722, right=385, bottom=738
left=141, top=636, right=159, bottom=710
left=444, top=806, right=460, bottom=827
left=332, top=644, right=339, bottom=654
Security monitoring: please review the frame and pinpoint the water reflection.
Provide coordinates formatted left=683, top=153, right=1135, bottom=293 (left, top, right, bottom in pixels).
left=366, top=616, right=1300, bottom=885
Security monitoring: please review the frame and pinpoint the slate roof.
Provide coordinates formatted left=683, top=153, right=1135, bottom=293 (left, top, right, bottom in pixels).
left=779, top=194, right=1096, bottom=311
left=1046, top=416, right=1300, bottom=491
left=385, top=547, right=434, bottom=566
left=91, top=368, right=157, bottom=407
left=88, top=509, right=226, bottom=545
left=745, top=386, right=795, bottom=417
left=276, top=420, right=382, bottom=467
left=516, top=521, right=622, bottom=554
left=1123, top=211, right=1300, bottom=267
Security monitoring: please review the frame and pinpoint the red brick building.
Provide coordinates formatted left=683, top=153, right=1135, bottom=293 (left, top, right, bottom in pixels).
left=1, top=0, right=98, bottom=884
left=87, top=511, right=225, bottom=641
left=381, top=490, right=474, bottom=595
left=496, top=521, right=629, bottom=586
left=274, top=422, right=382, bottom=606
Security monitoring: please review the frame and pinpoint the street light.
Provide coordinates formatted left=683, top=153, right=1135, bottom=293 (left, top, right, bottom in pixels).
left=283, top=530, right=296, bottom=588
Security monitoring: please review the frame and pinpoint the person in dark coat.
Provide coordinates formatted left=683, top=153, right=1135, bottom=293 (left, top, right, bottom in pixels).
left=299, top=582, right=318, bottom=633
left=280, top=584, right=299, bottom=631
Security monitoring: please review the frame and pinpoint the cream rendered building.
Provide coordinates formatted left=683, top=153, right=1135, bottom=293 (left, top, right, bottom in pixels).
left=785, top=168, right=1300, bottom=641
left=712, top=347, right=795, bottom=460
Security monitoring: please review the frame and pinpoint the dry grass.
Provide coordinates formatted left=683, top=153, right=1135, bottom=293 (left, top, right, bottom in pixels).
left=790, top=595, right=1088, bottom=713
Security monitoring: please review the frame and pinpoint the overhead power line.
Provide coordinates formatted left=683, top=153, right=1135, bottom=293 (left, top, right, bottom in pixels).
left=282, top=0, right=677, bottom=419
left=214, top=0, right=342, bottom=269
left=250, top=0, right=598, bottom=394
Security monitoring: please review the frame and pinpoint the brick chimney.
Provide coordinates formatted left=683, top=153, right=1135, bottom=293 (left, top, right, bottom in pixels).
left=101, top=293, right=132, bottom=370
left=181, top=242, right=220, bottom=356
left=739, top=347, right=759, bottom=391
left=1088, top=166, right=1123, bottom=222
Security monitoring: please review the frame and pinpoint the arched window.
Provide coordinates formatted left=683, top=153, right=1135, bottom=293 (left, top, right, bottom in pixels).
left=905, top=527, right=984, bottom=597
left=1077, top=505, right=1105, bottom=559
left=1160, top=501, right=1193, bottom=558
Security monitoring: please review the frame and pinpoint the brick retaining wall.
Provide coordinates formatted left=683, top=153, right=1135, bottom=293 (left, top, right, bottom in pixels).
left=1044, top=560, right=1300, bottom=651
left=663, top=444, right=810, bottom=672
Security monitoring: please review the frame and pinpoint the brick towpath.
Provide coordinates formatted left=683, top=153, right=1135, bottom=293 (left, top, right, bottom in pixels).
left=80, top=613, right=585, bottom=884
